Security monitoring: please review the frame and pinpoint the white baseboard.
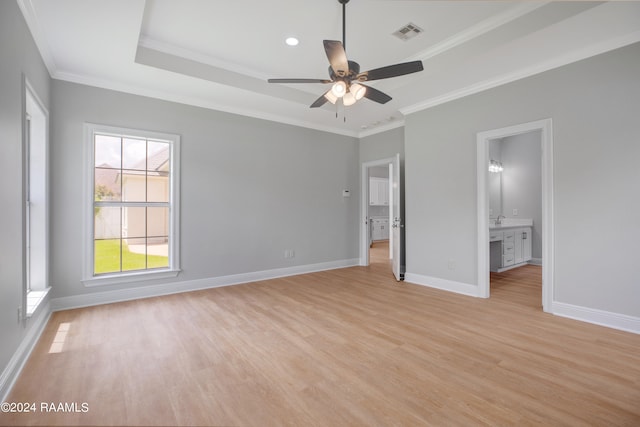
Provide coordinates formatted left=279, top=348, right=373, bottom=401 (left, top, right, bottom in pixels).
left=51, top=258, right=360, bottom=312
left=529, top=258, right=543, bottom=266
left=0, top=301, right=51, bottom=403
left=552, top=301, right=640, bottom=335
left=404, top=273, right=480, bottom=297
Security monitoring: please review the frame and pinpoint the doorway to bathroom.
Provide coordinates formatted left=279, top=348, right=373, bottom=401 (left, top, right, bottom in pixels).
left=360, top=155, right=403, bottom=280
left=368, top=164, right=391, bottom=270
left=476, top=119, right=554, bottom=312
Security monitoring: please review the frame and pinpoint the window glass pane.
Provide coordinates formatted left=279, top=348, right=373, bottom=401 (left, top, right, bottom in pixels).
left=122, top=237, right=146, bottom=272
left=95, top=239, right=121, bottom=275
left=148, top=246, right=169, bottom=269
left=147, top=175, right=169, bottom=202
left=147, top=207, right=169, bottom=238
left=147, top=141, right=170, bottom=202
left=94, top=168, right=121, bottom=202
left=95, top=135, right=122, bottom=202
left=147, top=207, right=169, bottom=269
left=121, top=171, right=147, bottom=202
left=123, top=207, right=146, bottom=239
left=122, top=138, right=147, bottom=170
left=148, top=141, right=169, bottom=171
left=94, top=207, right=121, bottom=239
left=95, top=135, right=121, bottom=169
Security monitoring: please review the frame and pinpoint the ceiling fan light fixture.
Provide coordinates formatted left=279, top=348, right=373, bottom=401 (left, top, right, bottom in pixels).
left=343, top=92, right=356, bottom=106
left=267, top=0, right=424, bottom=111
left=331, top=81, right=347, bottom=98
left=350, top=83, right=366, bottom=100
left=324, top=90, right=338, bottom=104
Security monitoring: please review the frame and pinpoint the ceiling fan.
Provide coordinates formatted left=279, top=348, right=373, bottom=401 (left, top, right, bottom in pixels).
left=268, top=0, right=424, bottom=109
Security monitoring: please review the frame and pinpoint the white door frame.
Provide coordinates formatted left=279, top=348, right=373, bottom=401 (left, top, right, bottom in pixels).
left=360, top=157, right=395, bottom=266
left=390, top=153, right=403, bottom=281
left=476, top=119, right=554, bottom=311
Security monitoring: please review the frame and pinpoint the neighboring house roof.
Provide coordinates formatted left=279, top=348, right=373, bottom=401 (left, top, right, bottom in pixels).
left=146, top=148, right=170, bottom=174
left=125, top=147, right=170, bottom=178
left=108, top=147, right=170, bottom=186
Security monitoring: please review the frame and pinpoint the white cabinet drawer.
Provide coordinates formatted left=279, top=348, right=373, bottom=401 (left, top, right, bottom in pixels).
left=503, top=242, right=515, bottom=255
left=503, top=231, right=515, bottom=244
left=503, top=255, right=515, bottom=266
left=489, top=230, right=503, bottom=242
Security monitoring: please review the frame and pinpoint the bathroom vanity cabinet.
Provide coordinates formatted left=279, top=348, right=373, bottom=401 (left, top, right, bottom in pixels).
left=371, top=217, right=389, bottom=241
left=490, top=226, right=532, bottom=272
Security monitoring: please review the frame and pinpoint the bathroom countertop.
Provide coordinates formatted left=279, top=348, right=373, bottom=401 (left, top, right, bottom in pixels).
left=489, top=218, right=533, bottom=230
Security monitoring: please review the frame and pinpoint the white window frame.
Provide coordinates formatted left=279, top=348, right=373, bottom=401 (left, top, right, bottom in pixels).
left=23, top=76, right=51, bottom=317
left=82, top=123, right=181, bottom=287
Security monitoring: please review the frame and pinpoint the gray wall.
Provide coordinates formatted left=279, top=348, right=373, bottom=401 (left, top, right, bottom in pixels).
left=368, top=166, right=389, bottom=179
left=501, top=131, right=543, bottom=260
left=359, top=127, right=404, bottom=164
left=0, top=0, right=51, bottom=381
left=405, top=42, right=640, bottom=317
left=50, top=81, right=360, bottom=299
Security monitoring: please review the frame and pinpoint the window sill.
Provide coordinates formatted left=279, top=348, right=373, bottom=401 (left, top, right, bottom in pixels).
left=82, top=269, right=181, bottom=287
left=27, top=287, right=51, bottom=317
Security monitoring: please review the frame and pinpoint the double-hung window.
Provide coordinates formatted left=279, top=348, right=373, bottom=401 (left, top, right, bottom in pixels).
left=83, top=124, right=180, bottom=286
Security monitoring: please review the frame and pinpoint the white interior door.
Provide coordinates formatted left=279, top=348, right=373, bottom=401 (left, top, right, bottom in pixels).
left=391, top=153, right=403, bottom=281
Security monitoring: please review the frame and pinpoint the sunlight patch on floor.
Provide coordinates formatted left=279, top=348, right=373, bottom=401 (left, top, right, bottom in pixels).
left=48, top=322, right=71, bottom=354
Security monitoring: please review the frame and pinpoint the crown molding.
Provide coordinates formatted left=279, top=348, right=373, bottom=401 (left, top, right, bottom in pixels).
left=357, top=119, right=404, bottom=139
left=401, top=30, right=640, bottom=117
left=407, top=2, right=548, bottom=63
left=16, top=0, right=58, bottom=75
left=52, top=70, right=359, bottom=138
left=138, top=35, right=271, bottom=82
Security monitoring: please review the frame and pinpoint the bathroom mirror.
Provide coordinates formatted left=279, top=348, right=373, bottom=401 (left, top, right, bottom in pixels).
left=488, top=138, right=503, bottom=218
left=489, top=171, right=502, bottom=218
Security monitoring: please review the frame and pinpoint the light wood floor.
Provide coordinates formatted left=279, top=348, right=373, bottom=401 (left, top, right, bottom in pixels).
left=3, top=248, right=640, bottom=426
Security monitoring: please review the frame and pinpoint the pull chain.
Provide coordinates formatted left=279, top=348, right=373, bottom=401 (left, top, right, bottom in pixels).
left=335, top=99, right=347, bottom=122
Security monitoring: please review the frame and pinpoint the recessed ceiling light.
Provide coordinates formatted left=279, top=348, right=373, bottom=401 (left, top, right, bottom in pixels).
left=285, top=37, right=299, bottom=46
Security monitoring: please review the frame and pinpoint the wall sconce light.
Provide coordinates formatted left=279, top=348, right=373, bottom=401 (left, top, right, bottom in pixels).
left=489, top=159, right=503, bottom=173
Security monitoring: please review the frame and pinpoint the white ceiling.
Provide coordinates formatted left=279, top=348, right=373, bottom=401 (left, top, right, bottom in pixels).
left=19, top=0, right=640, bottom=137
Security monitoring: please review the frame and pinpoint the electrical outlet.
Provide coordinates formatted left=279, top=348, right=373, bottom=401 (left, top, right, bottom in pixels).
left=448, top=259, right=456, bottom=270
left=284, top=249, right=295, bottom=259
left=513, top=208, right=518, bottom=216
left=17, top=306, right=21, bottom=323
left=291, top=250, right=295, bottom=258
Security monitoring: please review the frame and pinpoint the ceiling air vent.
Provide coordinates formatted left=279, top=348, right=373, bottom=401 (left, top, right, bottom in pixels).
left=392, top=23, right=424, bottom=41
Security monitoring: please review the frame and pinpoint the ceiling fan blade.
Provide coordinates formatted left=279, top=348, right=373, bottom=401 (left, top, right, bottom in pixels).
left=268, top=78, right=332, bottom=84
left=310, top=91, right=330, bottom=108
left=323, top=40, right=349, bottom=78
left=361, top=84, right=392, bottom=104
left=357, top=60, right=424, bottom=82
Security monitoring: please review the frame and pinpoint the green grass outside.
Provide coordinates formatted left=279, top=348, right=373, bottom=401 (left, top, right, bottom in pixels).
left=95, top=239, right=168, bottom=275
